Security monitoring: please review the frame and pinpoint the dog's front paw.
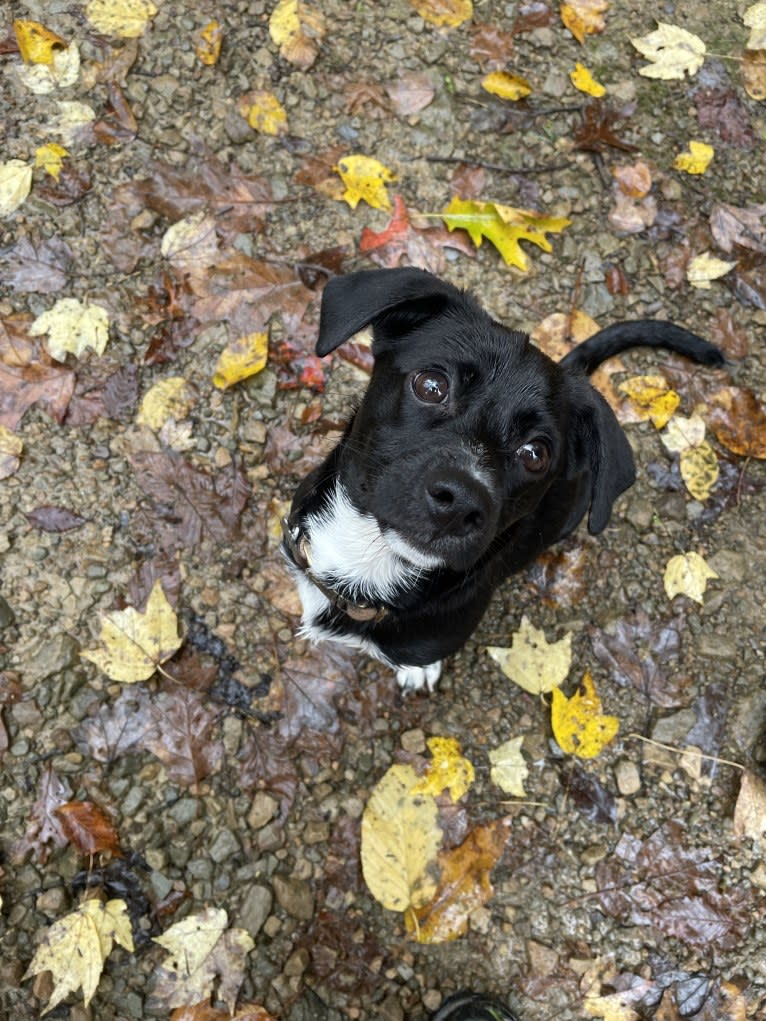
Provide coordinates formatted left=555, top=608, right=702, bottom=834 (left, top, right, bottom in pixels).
left=395, top=661, right=442, bottom=694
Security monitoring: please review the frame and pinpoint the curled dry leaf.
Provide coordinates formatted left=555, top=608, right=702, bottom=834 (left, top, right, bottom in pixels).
left=0, top=425, right=23, bottom=479
left=560, top=0, right=610, bottom=45
left=733, top=770, right=766, bottom=842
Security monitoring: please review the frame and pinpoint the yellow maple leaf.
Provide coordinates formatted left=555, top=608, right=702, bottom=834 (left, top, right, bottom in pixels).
left=213, top=332, right=270, bottom=389
left=411, top=0, right=473, bottom=29
left=241, top=91, right=288, bottom=136
left=194, top=20, right=223, bottom=65
left=23, top=898, right=134, bottom=1014
left=618, top=375, right=679, bottom=429
left=361, top=763, right=441, bottom=912
left=411, top=736, right=475, bottom=802
left=481, top=70, right=532, bottom=100
left=85, top=0, right=158, bottom=38
left=269, top=0, right=326, bottom=69
left=13, top=19, right=67, bottom=64
left=441, top=196, right=570, bottom=271
left=30, top=298, right=109, bottom=362
left=335, top=155, right=396, bottom=211
left=673, top=140, right=714, bottom=175
left=136, top=376, right=197, bottom=429
left=35, top=143, right=69, bottom=180
left=561, top=0, right=610, bottom=45
left=663, top=551, right=718, bottom=604
left=81, top=580, right=182, bottom=683
left=551, top=672, right=619, bottom=759
left=687, top=251, right=736, bottom=290
left=631, top=22, right=706, bottom=80
left=0, top=425, right=23, bottom=480
left=486, top=615, right=572, bottom=694
left=0, top=160, right=33, bottom=217
left=489, top=736, right=528, bottom=797
left=570, top=62, right=606, bottom=97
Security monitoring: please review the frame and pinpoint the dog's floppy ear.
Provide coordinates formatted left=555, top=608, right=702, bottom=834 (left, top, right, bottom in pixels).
left=316, top=267, right=463, bottom=356
left=571, top=386, right=636, bottom=534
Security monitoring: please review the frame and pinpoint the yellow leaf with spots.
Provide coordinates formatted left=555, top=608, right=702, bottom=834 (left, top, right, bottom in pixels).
left=241, top=91, right=288, bottom=136
left=81, top=580, right=182, bottom=683
left=687, top=251, right=736, bottom=289
left=0, top=160, right=33, bottom=217
left=680, top=440, right=718, bottom=501
left=13, top=19, right=67, bottom=64
left=269, top=0, right=326, bottom=69
left=673, top=140, right=714, bottom=175
left=30, top=298, right=109, bottom=362
left=213, top=332, right=269, bottom=389
left=561, top=0, right=609, bottom=45
left=194, top=20, right=223, bottom=65
left=489, top=736, right=528, bottom=797
left=618, top=375, right=679, bottom=429
left=631, top=23, right=706, bottom=80
left=481, top=71, right=532, bottom=100
left=442, top=197, right=570, bottom=271
left=137, top=376, right=197, bottom=429
left=551, top=672, right=619, bottom=759
left=487, top=615, right=572, bottom=695
left=85, top=0, right=158, bottom=38
left=23, top=899, right=134, bottom=1014
left=0, top=425, right=23, bottom=480
left=663, top=551, right=718, bottom=604
left=361, top=763, right=441, bottom=912
left=411, top=0, right=473, bottom=29
left=35, top=143, right=69, bottom=180
left=411, top=737, right=475, bottom=802
left=336, top=155, right=396, bottom=211
left=570, top=63, right=606, bottom=97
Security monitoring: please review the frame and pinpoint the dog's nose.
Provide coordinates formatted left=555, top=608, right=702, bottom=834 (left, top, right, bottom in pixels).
left=425, top=472, right=491, bottom=537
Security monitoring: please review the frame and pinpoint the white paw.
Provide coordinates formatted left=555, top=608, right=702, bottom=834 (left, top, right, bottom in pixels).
left=395, top=660, right=442, bottom=694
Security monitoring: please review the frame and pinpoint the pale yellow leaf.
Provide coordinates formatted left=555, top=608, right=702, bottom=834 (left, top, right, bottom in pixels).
left=269, top=0, right=326, bottom=69
left=411, top=736, right=475, bottom=802
left=744, top=2, right=766, bottom=50
left=551, top=672, right=619, bottom=760
left=486, top=615, right=572, bottom=694
left=213, top=332, right=270, bottom=389
left=663, top=551, right=718, bottom=604
left=85, top=0, right=158, bottom=38
left=411, top=0, right=473, bottom=29
left=679, top=440, right=718, bottom=501
left=361, top=763, right=441, bottom=912
left=51, top=100, right=96, bottom=145
left=481, top=71, right=532, bottom=101
left=81, top=580, right=182, bottom=682
left=0, top=425, right=23, bottom=480
left=160, top=211, right=219, bottom=270
left=30, top=298, right=109, bottom=362
left=16, top=41, right=80, bottom=94
left=687, top=251, right=736, bottom=289
left=631, top=22, right=706, bottom=80
left=0, top=160, right=33, bottom=217
left=660, top=412, right=706, bottom=454
left=489, top=736, right=528, bottom=797
left=136, top=376, right=197, bottom=429
left=569, top=62, right=606, bottom=96
left=335, top=154, right=396, bottom=211
left=35, top=143, right=69, bottom=180
left=733, top=770, right=766, bottom=842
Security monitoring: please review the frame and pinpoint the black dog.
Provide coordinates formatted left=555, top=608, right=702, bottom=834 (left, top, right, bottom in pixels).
left=283, top=268, right=723, bottom=691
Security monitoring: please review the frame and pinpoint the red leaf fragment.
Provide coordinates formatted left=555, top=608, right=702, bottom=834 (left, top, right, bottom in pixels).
left=55, top=800, right=122, bottom=856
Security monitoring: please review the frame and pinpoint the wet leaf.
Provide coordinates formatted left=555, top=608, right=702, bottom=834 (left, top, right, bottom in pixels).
left=0, top=235, right=73, bottom=293
left=411, top=0, right=473, bottom=29
left=441, top=197, right=570, bottom=270
left=0, top=317, right=76, bottom=429
left=590, top=609, right=687, bottom=708
left=160, top=211, right=219, bottom=270
left=663, top=551, right=718, bottom=604
left=411, top=736, right=475, bottom=801
left=55, top=801, right=122, bottom=856
left=359, top=194, right=473, bottom=272
left=85, top=0, right=158, bottom=38
left=733, top=770, right=766, bottom=842
left=709, top=202, right=766, bottom=254
left=34, top=159, right=92, bottom=206
left=673, top=140, right=714, bottom=175
left=14, top=764, right=71, bottom=864
left=742, top=48, right=766, bottom=101
left=30, top=298, right=109, bottom=362
left=551, top=672, right=619, bottom=759
left=386, top=71, right=436, bottom=115
left=481, top=70, right=532, bottom=100
left=489, top=735, right=528, bottom=796
left=679, top=440, right=718, bottom=501
left=707, top=385, right=766, bottom=459
left=687, top=252, right=736, bottom=289
left=660, top=413, right=706, bottom=454
left=75, top=686, right=154, bottom=763
left=23, top=898, right=134, bottom=1013
left=567, top=764, right=617, bottom=824
left=25, top=505, right=87, bottom=532
left=561, top=0, right=609, bottom=45
left=618, top=375, right=679, bottom=429
left=0, top=425, right=23, bottom=479
left=16, top=41, right=80, bottom=93
left=145, top=684, right=223, bottom=790
left=0, top=159, right=33, bottom=216
left=240, top=90, right=288, bottom=136
left=269, top=0, right=326, bottom=69
left=194, top=20, right=223, bottom=66
left=570, top=63, right=606, bottom=96
left=631, top=23, right=706, bottom=80
left=81, top=580, right=182, bottom=683
left=470, top=23, right=516, bottom=68
left=573, top=101, right=637, bottom=154
left=361, top=763, right=441, bottom=912
left=486, top=615, right=572, bottom=694
left=213, top=332, right=269, bottom=389
left=13, top=19, right=66, bottom=63
left=335, top=155, right=396, bottom=211
left=136, top=376, right=197, bottom=430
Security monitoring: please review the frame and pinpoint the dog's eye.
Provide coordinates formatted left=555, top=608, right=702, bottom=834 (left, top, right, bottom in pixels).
left=517, top=439, right=550, bottom=474
left=412, top=370, right=450, bottom=404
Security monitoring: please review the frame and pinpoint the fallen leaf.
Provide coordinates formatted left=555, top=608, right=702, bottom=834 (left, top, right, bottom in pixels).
left=570, top=62, right=606, bottom=96
left=742, top=48, right=766, bottom=101
left=481, top=70, right=532, bottom=100
left=16, top=41, right=80, bottom=93
left=573, top=101, right=638, bottom=154
left=561, top=0, right=609, bottom=45
left=470, top=23, right=517, bottom=68
left=25, top=505, right=87, bottom=532
left=0, top=235, right=73, bottom=293
left=23, top=898, right=134, bottom=1013
left=707, top=385, right=766, bottom=459
left=551, top=672, right=619, bottom=759
left=81, top=579, right=182, bottom=683
left=733, top=770, right=766, bottom=842
left=51, top=99, right=96, bottom=145
left=673, top=140, right=714, bottom=175
left=335, top=154, right=396, bottom=211
left=486, top=615, right=572, bottom=694
left=744, top=1, right=766, bottom=49
left=240, top=90, right=288, bottom=136
left=568, top=764, right=617, bottom=824
left=660, top=413, right=706, bottom=454
left=194, top=20, right=223, bottom=66
left=269, top=0, right=326, bottom=69
left=153, top=907, right=253, bottom=1013
left=411, top=0, right=473, bottom=29
left=145, top=683, right=223, bottom=789
left=14, top=765, right=71, bottom=864
left=136, top=376, right=197, bottom=429
left=0, top=315, right=76, bottom=429
left=411, top=736, right=475, bottom=802
left=441, top=196, right=570, bottom=270
left=0, top=425, right=23, bottom=479
left=361, top=763, right=441, bottom=912
left=386, top=72, right=436, bottom=115
left=75, top=686, right=154, bottom=763
left=55, top=801, right=122, bottom=856
left=489, top=736, right=528, bottom=796
left=160, top=211, right=219, bottom=270
left=85, top=0, right=158, bottom=38
left=581, top=959, right=651, bottom=1021
left=30, top=298, right=109, bottom=361
left=213, top=332, right=269, bottom=389
left=709, top=202, right=766, bottom=254
left=34, top=143, right=69, bottom=180
left=631, top=22, right=706, bottom=80
left=359, top=194, right=473, bottom=272
left=34, top=159, right=92, bottom=206
left=618, top=375, right=679, bottom=429
left=687, top=252, right=736, bottom=289
left=679, top=440, right=718, bottom=501
left=0, top=159, right=33, bottom=216
left=663, top=551, right=718, bottom=604
left=13, top=19, right=66, bottom=63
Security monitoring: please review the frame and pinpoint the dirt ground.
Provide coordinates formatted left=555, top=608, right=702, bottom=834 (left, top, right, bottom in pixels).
left=2, top=1, right=766, bottom=1019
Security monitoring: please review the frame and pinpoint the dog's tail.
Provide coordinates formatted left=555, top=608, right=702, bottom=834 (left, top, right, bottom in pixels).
left=559, top=320, right=725, bottom=375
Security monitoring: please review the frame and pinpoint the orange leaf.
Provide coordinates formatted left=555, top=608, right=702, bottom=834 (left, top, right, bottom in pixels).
left=55, top=800, right=122, bottom=856
left=708, top=385, right=766, bottom=459
left=560, top=0, right=609, bottom=45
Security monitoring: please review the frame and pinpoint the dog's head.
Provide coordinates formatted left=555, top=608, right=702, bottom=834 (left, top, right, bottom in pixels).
left=315, top=267, right=635, bottom=573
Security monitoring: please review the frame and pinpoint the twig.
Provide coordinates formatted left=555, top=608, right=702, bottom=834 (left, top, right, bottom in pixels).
left=422, top=155, right=572, bottom=175
left=627, top=732, right=745, bottom=771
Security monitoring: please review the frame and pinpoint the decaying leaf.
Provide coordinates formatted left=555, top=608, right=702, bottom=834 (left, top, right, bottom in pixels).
left=687, top=252, right=736, bottom=290
left=660, top=412, right=706, bottom=454
left=30, top=298, right=109, bottom=362
left=411, top=0, right=473, bottom=29
left=160, top=211, right=219, bottom=270
left=13, top=764, right=71, bottom=864
left=570, top=62, right=606, bottom=96
left=486, top=615, right=572, bottom=694
left=240, top=91, right=288, bottom=136
left=733, top=770, right=766, bottom=842
left=663, top=551, right=718, bottom=604
left=551, top=672, right=619, bottom=759
left=631, top=23, right=706, bottom=80
left=673, top=140, right=714, bottom=175
left=489, top=736, right=528, bottom=797
left=153, top=907, right=254, bottom=1013
left=561, top=0, right=609, bottom=45
left=0, top=159, right=33, bottom=217
left=335, top=155, right=396, bottom=211
left=269, top=0, right=326, bottom=69
left=618, top=375, right=679, bottom=429
left=81, top=579, right=182, bottom=683
left=411, top=736, right=475, bottom=801
left=709, top=202, right=766, bottom=254
left=213, top=332, right=269, bottom=389
left=13, top=19, right=66, bottom=64
left=744, top=2, right=766, bottom=49
left=23, top=898, right=134, bottom=1013
left=361, top=763, right=441, bottom=912
left=0, top=425, right=23, bottom=479
left=55, top=800, right=122, bottom=856
left=194, top=20, right=223, bottom=66
left=136, top=376, right=197, bottom=429
left=441, top=197, right=570, bottom=270
left=85, top=0, right=158, bottom=39
left=481, top=70, right=532, bottom=100
left=708, top=385, right=766, bottom=459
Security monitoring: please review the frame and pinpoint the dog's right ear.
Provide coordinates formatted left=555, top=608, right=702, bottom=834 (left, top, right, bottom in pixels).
left=316, top=268, right=463, bottom=356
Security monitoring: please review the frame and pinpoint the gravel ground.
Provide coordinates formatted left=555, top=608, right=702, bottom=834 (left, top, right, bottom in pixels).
left=2, top=1, right=766, bottom=1019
